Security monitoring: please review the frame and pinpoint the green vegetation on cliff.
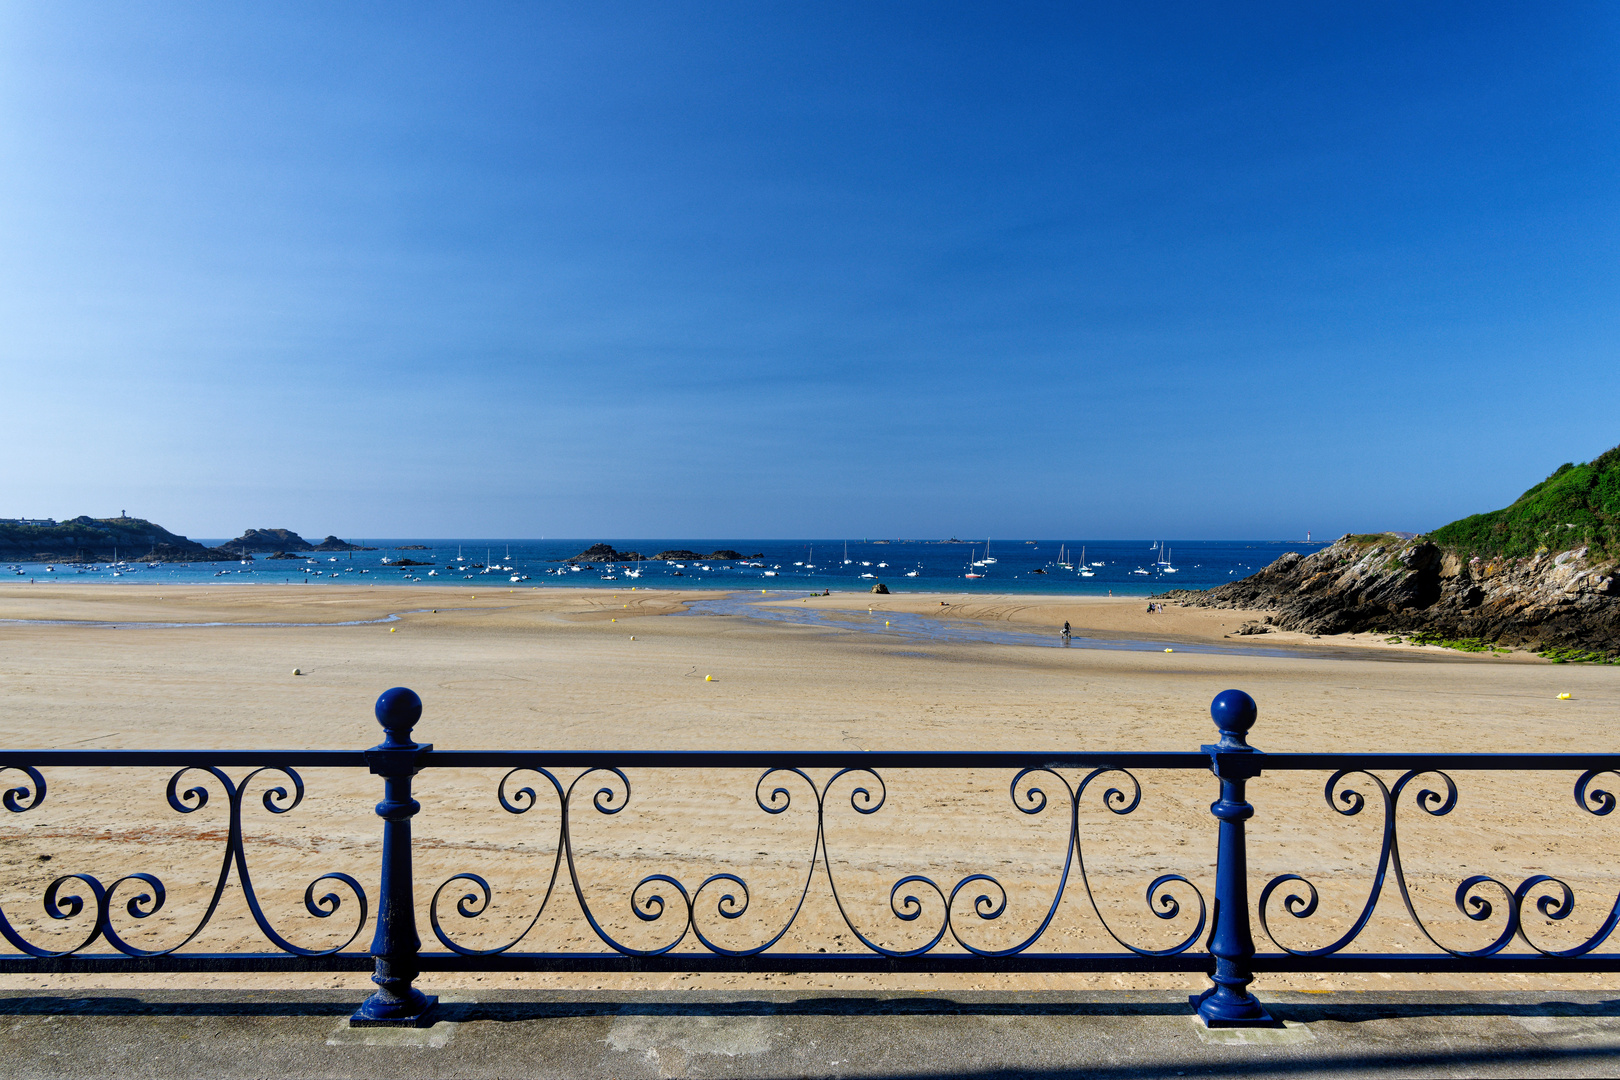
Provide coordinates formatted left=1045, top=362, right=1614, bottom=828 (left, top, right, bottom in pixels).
left=1430, top=443, right=1620, bottom=562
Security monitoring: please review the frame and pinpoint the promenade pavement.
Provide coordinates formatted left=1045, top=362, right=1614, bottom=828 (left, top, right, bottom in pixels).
left=4, top=989, right=1620, bottom=1078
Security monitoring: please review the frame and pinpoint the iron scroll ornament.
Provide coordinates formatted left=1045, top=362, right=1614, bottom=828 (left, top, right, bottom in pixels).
left=1258, top=768, right=1620, bottom=959
left=428, top=763, right=1206, bottom=959
left=0, top=763, right=367, bottom=959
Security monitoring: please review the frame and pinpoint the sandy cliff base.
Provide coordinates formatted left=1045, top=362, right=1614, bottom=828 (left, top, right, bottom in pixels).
left=0, top=585, right=1616, bottom=996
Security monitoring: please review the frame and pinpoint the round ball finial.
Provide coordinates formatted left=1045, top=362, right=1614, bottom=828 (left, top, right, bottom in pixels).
left=1210, top=689, right=1257, bottom=738
left=375, top=687, right=423, bottom=743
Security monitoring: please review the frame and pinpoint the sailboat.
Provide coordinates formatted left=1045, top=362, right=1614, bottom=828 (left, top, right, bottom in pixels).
left=964, top=546, right=983, bottom=579
left=981, top=538, right=995, bottom=564
left=1161, top=547, right=1178, bottom=573
left=843, top=541, right=851, bottom=565
left=1080, top=546, right=1094, bottom=577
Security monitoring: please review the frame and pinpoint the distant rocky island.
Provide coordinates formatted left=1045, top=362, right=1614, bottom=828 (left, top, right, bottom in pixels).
left=221, top=528, right=375, bottom=555
left=565, top=544, right=761, bottom=563
left=0, top=516, right=372, bottom=563
left=1159, top=445, right=1620, bottom=659
left=220, top=524, right=374, bottom=553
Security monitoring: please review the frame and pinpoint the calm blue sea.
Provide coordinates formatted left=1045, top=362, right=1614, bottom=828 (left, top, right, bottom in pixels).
left=5, top=539, right=1327, bottom=594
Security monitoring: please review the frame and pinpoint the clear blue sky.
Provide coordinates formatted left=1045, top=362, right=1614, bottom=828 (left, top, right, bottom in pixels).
left=1, top=2, right=1615, bottom=540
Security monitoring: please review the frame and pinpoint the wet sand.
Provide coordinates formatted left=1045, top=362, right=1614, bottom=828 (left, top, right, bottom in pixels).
left=770, top=590, right=1544, bottom=659
left=0, top=584, right=1616, bottom=996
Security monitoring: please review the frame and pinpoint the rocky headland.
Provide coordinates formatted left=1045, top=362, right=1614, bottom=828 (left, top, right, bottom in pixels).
left=0, top=517, right=372, bottom=563
left=0, top=516, right=236, bottom=563
left=1159, top=446, right=1620, bottom=659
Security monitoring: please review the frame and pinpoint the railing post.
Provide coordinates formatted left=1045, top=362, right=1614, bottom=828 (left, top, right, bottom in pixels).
left=351, top=687, right=437, bottom=1027
left=1193, top=689, right=1276, bottom=1027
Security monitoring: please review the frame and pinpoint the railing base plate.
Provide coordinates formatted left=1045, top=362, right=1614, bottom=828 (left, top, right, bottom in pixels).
left=1190, top=989, right=1279, bottom=1028
left=349, top=995, right=439, bottom=1028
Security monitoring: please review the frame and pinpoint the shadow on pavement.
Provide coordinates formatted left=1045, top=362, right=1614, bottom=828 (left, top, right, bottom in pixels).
left=2, top=992, right=1619, bottom=1024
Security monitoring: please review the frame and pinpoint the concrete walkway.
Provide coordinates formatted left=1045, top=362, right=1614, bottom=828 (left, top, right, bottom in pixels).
left=4, top=989, right=1620, bottom=1078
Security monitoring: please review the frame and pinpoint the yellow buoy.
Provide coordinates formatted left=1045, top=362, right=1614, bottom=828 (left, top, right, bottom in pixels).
left=630, top=635, right=635, bottom=640
left=612, top=618, right=616, bottom=622
left=705, top=674, right=714, bottom=681
left=885, top=620, right=890, bottom=626
left=292, top=668, right=302, bottom=676
left=1558, top=692, right=1572, bottom=700
left=1164, top=647, right=1172, bottom=653
left=390, top=627, right=397, bottom=633
left=432, top=609, right=437, bottom=613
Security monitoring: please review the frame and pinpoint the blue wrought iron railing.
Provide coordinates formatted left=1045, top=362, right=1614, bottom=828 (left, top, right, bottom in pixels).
left=2, top=688, right=1618, bottom=1028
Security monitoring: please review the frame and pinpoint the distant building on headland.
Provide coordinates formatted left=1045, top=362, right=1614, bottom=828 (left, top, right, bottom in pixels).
left=0, top=518, right=57, bottom=527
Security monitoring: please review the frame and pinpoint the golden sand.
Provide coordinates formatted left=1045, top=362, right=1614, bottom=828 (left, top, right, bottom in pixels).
left=0, top=584, right=1615, bottom=996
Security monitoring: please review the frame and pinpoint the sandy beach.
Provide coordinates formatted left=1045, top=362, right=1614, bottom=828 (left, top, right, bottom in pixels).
left=1, top=584, right=1616, bottom=997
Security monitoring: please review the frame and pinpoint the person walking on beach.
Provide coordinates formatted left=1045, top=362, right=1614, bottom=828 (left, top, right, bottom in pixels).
left=1061, top=620, right=1071, bottom=638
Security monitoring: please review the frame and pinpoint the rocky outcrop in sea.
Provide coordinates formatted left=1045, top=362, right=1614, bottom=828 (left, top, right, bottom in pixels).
left=1157, top=534, right=1619, bottom=656
left=223, top=530, right=367, bottom=554
left=226, top=528, right=315, bottom=553
left=313, top=535, right=372, bottom=551
left=567, top=544, right=644, bottom=563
